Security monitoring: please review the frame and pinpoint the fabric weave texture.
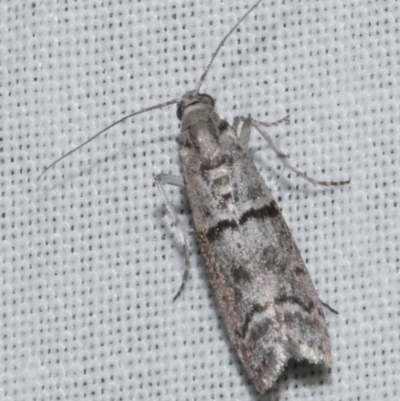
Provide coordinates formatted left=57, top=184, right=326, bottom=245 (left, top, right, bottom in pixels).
left=2, top=0, right=399, bottom=400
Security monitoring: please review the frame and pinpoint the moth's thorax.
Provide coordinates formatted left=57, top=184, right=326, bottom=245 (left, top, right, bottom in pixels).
left=179, top=93, right=237, bottom=170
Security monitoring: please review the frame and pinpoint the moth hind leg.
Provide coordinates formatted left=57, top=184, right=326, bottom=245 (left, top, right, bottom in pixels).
left=155, top=174, right=191, bottom=301
left=233, top=115, right=290, bottom=149
left=234, top=115, right=350, bottom=187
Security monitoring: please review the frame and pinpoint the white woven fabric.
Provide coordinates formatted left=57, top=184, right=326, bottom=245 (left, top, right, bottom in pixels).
left=2, top=0, right=399, bottom=400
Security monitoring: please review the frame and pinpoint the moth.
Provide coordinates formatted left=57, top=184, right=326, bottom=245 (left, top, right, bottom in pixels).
left=39, top=0, right=349, bottom=393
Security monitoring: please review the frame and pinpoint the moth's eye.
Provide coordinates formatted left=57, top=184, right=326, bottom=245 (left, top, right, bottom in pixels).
left=176, top=103, right=183, bottom=121
left=200, top=94, right=215, bottom=108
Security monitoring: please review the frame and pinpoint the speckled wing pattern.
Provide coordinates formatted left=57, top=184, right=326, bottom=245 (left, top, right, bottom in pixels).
left=179, top=105, right=331, bottom=393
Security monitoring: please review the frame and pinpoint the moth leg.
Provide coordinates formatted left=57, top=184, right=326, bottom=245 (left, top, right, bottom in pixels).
left=154, top=174, right=191, bottom=301
left=156, top=173, right=184, bottom=188
left=236, top=115, right=290, bottom=148
left=237, top=116, right=349, bottom=186
left=321, top=300, right=339, bottom=315
left=237, top=117, right=253, bottom=148
left=233, top=116, right=240, bottom=132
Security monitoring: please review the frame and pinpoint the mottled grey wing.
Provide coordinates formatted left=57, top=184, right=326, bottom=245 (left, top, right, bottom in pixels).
left=180, top=123, right=331, bottom=393
left=197, top=200, right=331, bottom=392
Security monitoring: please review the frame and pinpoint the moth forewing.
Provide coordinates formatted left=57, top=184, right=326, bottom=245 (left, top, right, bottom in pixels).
left=177, top=94, right=332, bottom=393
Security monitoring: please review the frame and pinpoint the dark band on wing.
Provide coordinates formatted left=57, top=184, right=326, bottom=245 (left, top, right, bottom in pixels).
left=206, top=202, right=280, bottom=241
left=237, top=302, right=270, bottom=339
left=276, top=294, right=316, bottom=315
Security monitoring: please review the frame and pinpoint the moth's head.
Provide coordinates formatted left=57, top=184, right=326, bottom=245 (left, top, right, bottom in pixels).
left=177, top=90, right=215, bottom=121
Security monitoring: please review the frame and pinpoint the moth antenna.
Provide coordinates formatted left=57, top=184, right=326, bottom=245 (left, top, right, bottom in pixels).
left=39, top=1, right=263, bottom=180
left=195, top=0, right=263, bottom=92
left=38, top=98, right=178, bottom=179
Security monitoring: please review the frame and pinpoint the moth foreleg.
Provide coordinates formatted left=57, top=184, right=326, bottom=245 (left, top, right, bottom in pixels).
left=156, top=174, right=185, bottom=188
left=154, top=174, right=191, bottom=301
left=240, top=117, right=349, bottom=187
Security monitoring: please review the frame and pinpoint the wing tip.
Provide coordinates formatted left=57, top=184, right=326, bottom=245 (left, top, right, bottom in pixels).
left=251, top=346, right=332, bottom=393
